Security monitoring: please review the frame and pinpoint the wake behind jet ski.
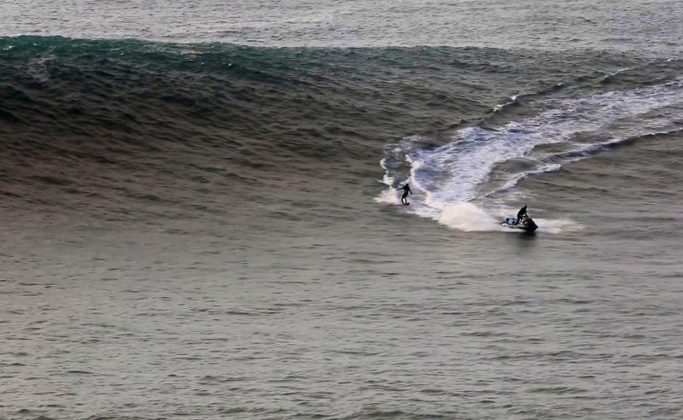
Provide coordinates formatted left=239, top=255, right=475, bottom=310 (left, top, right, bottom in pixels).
left=502, top=205, right=538, bottom=232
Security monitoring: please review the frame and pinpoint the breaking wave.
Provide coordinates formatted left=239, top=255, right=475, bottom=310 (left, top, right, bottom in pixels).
left=378, top=78, right=683, bottom=233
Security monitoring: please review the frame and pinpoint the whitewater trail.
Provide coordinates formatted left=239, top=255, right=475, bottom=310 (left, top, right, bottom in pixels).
left=377, top=79, right=683, bottom=232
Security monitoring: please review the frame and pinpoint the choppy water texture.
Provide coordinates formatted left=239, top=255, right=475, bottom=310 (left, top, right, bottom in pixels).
left=1, top=1, right=683, bottom=419
left=2, top=0, right=683, bottom=54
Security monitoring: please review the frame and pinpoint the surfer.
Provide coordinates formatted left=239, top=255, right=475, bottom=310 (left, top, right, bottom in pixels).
left=516, top=205, right=528, bottom=224
left=397, top=183, right=412, bottom=205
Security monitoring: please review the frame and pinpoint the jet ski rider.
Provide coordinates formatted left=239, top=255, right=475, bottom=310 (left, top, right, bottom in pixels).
left=516, top=205, right=528, bottom=224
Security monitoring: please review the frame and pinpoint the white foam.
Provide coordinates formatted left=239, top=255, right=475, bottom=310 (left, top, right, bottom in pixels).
left=374, top=187, right=400, bottom=205
left=377, top=80, right=683, bottom=233
left=437, top=202, right=503, bottom=232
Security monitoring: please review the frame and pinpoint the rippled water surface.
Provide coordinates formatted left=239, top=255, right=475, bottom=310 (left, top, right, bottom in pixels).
left=1, top=1, right=683, bottom=419
left=1, top=0, right=682, bottom=53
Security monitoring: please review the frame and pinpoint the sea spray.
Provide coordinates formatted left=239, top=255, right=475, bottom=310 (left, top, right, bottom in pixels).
left=437, top=202, right=502, bottom=232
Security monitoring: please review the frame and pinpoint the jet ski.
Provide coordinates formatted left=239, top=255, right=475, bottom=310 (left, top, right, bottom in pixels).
left=502, top=214, right=538, bottom=232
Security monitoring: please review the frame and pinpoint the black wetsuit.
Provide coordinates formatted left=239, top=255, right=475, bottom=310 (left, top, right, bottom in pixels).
left=516, top=206, right=528, bottom=223
left=399, top=184, right=412, bottom=204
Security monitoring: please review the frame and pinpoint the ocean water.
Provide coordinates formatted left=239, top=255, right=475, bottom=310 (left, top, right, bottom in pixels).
left=1, top=1, right=683, bottom=419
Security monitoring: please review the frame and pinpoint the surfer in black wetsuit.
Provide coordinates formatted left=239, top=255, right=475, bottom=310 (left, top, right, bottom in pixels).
left=398, top=183, right=412, bottom=205
left=516, top=205, right=528, bottom=224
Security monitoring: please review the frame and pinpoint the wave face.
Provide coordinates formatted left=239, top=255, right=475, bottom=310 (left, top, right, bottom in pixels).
left=2, top=36, right=505, bottom=224
left=1, top=37, right=682, bottom=229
